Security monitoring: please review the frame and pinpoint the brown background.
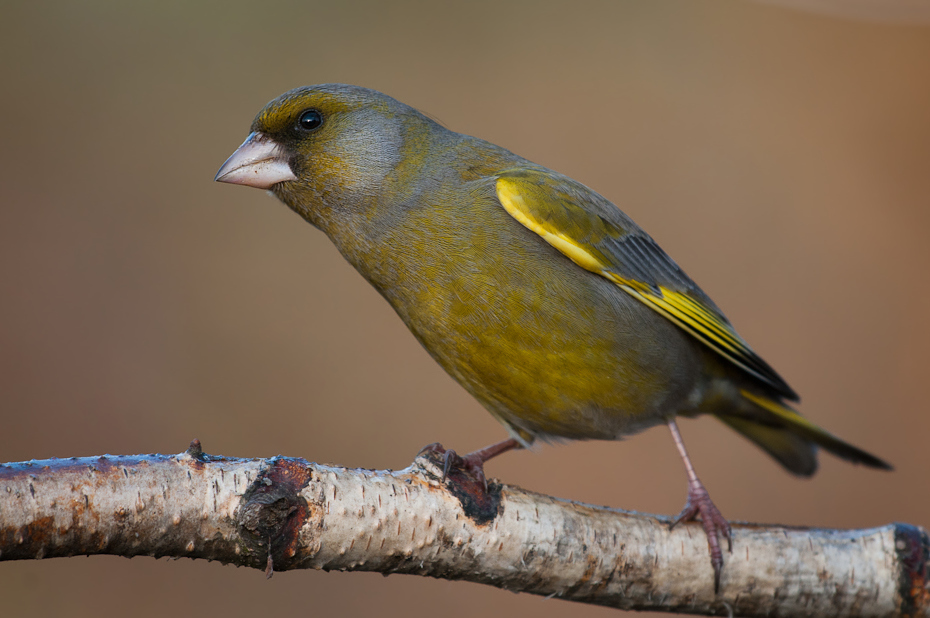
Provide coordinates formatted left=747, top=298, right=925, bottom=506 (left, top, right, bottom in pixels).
left=1, top=1, right=928, bottom=616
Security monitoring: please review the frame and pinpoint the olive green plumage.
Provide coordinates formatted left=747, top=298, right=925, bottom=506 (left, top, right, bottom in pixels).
left=219, top=83, right=890, bottom=477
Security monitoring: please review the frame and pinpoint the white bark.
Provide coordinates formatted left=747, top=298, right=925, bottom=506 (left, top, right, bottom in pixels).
left=0, top=443, right=927, bottom=616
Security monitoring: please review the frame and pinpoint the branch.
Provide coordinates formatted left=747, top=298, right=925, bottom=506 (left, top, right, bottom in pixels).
left=1, top=441, right=926, bottom=616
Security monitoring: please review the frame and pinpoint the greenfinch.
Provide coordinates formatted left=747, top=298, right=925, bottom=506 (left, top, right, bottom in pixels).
left=216, top=84, right=891, bottom=590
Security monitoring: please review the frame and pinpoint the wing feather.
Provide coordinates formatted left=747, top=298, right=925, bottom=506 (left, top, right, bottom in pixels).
left=495, top=169, right=798, bottom=401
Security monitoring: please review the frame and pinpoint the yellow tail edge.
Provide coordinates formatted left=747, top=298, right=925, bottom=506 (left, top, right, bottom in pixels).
left=739, top=390, right=893, bottom=471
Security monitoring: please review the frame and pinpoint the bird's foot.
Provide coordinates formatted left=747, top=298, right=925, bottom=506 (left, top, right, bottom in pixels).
left=669, top=480, right=732, bottom=593
left=418, top=443, right=491, bottom=492
left=418, top=438, right=522, bottom=493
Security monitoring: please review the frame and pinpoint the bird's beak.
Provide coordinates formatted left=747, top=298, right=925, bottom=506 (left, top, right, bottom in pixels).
left=214, top=132, right=297, bottom=189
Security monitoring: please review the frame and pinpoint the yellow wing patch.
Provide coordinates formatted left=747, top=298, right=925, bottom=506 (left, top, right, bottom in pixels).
left=497, top=180, right=606, bottom=272
left=496, top=174, right=790, bottom=394
left=618, top=283, right=765, bottom=379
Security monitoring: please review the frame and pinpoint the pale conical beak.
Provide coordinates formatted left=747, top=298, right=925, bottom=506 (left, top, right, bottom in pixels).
left=214, top=132, right=297, bottom=189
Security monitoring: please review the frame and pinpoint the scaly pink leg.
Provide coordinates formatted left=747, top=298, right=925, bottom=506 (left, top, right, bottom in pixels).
left=667, top=419, right=732, bottom=593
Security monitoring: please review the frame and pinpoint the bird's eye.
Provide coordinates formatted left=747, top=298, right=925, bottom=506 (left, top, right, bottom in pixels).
left=297, top=109, right=323, bottom=132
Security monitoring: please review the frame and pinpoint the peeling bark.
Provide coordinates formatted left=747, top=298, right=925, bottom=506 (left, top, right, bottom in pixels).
left=0, top=443, right=927, bottom=617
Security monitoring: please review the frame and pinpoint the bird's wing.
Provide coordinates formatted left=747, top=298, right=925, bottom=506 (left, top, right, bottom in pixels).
left=495, top=168, right=798, bottom=401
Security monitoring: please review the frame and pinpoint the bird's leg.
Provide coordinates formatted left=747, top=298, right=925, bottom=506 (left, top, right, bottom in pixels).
left=419, top=438, right=522, bottom=492
left=666, top=419, right=732, bottom=593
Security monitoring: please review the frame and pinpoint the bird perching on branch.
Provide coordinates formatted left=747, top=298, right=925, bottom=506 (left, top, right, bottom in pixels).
left=215, top=84, right=892, bottom=590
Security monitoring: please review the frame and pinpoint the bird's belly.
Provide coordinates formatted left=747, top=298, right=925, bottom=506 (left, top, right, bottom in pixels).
left=396, top=267, right=702, bottom=442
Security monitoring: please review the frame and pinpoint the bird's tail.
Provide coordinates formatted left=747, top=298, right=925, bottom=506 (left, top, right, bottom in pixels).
left=714, top=390, right=892, bottom=477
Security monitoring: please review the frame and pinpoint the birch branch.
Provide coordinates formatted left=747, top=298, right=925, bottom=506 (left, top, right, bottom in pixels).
left=0, top=441, right=927, bottom=617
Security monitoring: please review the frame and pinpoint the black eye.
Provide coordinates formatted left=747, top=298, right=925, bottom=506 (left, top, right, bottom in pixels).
left=297, top=109, right=323, bottom=131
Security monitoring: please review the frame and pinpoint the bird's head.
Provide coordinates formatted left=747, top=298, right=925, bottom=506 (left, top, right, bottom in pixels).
left=215, top=84, right=429, bottom=226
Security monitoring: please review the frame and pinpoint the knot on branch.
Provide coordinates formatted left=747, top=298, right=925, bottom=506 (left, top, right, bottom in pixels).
left=186, top=439, right=206, bottom=462
left=236, top=458, right=315, bottom=571
left=895, top=523, right=930, bottom=615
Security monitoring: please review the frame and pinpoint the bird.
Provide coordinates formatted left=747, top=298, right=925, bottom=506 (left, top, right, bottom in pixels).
left=215, top=84, right=891, bottom=591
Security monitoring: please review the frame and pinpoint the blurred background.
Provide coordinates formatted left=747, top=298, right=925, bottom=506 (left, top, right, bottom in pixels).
left=1, top=1, right=928, bottom=616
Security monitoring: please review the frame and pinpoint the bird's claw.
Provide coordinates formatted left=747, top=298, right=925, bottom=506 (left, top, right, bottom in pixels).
left=417, top=443, right=489, bottom=492
left=670, top=482, right=732, bottom=593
